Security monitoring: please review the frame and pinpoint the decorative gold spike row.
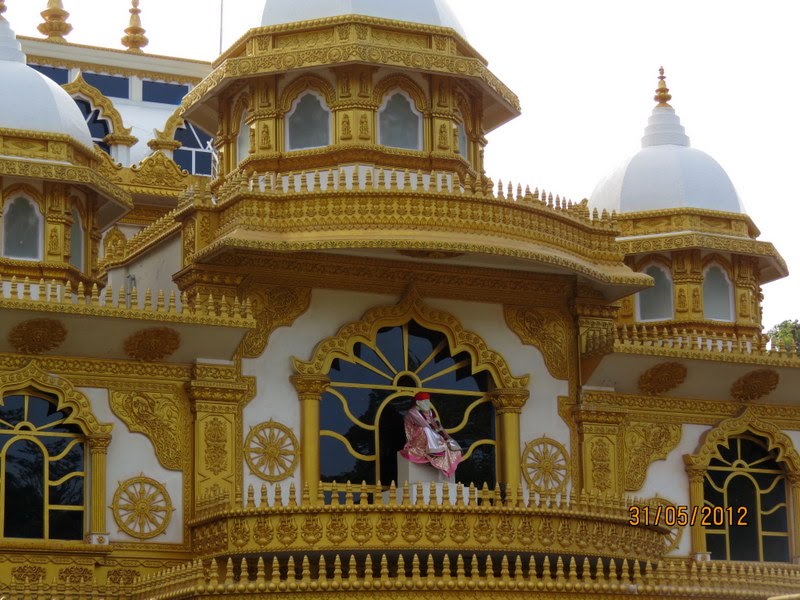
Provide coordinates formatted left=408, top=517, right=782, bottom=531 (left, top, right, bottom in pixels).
left=126, top=554, right=800, bottom=599
left=0, top=275, right=255, bottom=326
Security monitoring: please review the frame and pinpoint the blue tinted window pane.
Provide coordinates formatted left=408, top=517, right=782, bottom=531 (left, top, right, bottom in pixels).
left=30, top=65, right=69, bottom=85
left=4, top=440, right=45, bottom=538
left=173, top=149, right=193, bottom=173
left=194, top=151, right=212, bottom=175
left=143, top=80, right=189, bottom=105
left=83, top=73, right=129, bottom=99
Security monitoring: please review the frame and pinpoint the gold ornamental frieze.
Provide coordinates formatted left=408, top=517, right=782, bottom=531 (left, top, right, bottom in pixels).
left=7, top=317, right=67, bottom=354
left=192, top=482, right=667, bottom=561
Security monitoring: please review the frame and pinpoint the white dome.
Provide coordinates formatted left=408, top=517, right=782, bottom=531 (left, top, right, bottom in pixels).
left=590, top=77, right=744, bottom=215
left=261, top=0, right=466, bottom=36
left=0, top=16, right=93, bottom=150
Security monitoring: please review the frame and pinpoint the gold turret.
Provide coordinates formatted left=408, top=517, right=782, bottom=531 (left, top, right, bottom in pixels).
left=654, top=66, right=672, bottom=107
left=37, top=0, right=72, bottom=43
left=121, top=0, right=148, bottom=53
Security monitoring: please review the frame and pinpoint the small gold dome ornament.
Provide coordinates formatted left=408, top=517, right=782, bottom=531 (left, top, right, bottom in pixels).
left=121, top=0, right=148, bottom=53
left=0, top=1, right=6, bottom=16
left=654, top=66, right=672, bottom=107
left=37, top=0, right=72, bottom=43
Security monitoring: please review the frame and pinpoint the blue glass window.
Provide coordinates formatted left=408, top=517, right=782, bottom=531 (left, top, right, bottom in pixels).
left=173, top=121, right=213, bottom=176
left=82, top=73, right=129, bottom=99
left=74, top=99, right=111, bottom=153
left=30, top=65, right=69, bottom=85
left=142, top=80, right=189, bottom=105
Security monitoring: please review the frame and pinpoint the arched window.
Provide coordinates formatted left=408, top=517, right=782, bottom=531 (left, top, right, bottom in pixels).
left=319, top=320, right=495, bottom=490
left=287, top=92, right=331, bottom=150
left=3, top=197, right=42, bottom=260
left=378, top=92, right=422, bottom=150
left=235, top=112, right=250, bottom=165
left=0, top=392, right=85, bottom=540
left=704, top=265, right=733, bottom=321
left=173, top=121, right=213, bottom=176
left=69, top=208, right=83, bottom=271
left=74, top=98, right=111, bottom=154
left=703, top=434, right=790, bottom=562
left=637, top=264, right=673, bottom=321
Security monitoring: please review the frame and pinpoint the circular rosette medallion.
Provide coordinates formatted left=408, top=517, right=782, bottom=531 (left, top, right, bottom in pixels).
left=245, top=420, right=299, bottom=482
left=651, top=497, right=684, bottom=553
left=521, top=436, right=570, bottom=494
left=112, top=476, right=173, bottom=539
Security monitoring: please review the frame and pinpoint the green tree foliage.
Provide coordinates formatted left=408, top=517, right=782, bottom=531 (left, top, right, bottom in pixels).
left=767, top=319, right=800, bottom=351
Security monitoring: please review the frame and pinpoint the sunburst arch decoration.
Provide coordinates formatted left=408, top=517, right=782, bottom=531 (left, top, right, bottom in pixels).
left=245, top=420, right=300, bottom=482
left=112, top=475, right=173, bottom=539
left=522, top=436, right=570, bottom=494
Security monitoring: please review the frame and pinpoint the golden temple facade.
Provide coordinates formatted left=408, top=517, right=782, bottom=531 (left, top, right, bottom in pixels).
left=0, top=1, right=798, bottom=598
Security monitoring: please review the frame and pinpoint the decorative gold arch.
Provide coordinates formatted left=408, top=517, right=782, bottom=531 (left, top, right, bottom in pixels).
left=2, top=183, right=45, bottom=213
left=634, top=254, right=673, bottom=273
left=279, top=74, right=336, bottom=114
left=231, top=92, right=252, bottom=133
left=683, top=407, right=800, bottom=560
left=62, top=73, right=137, bottom=145
left=0, top=361, right=112, bottom=437
left=684, top=407, right=800, bottom=472
left=701, top=253, right=734, bottom=279
left=373, top=74, right=429, bottom=113
left=293, top=286, right=527, bottom=389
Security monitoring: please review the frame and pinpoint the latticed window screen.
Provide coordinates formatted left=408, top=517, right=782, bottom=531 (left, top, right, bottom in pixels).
left=704, top=434, right=790, bottom=562
left=319, top=320, right=496, bottom=491
left=0, top=392, right=85, bottom=540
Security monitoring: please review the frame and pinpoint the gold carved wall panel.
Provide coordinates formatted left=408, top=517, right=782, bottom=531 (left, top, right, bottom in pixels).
left=503, top=306, right=573, bottom=380
left=623, top=421, right=682, bottom=491
left=240, top=285, right=311, bottom=358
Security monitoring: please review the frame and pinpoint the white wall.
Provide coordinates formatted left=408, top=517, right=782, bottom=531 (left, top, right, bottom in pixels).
left=105, top=235, right=182, bottom=303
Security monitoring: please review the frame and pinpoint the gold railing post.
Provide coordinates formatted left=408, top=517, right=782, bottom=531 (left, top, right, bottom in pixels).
left=488, top=388, right=529, bottom=497
left=87, top=434, right=111, bottom=544
left=291, top=374, right=331, bottom=504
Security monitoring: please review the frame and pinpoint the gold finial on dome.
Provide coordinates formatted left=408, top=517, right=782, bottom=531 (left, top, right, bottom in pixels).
left=654, top=66, right=672, bottom=107
left=121, top=0, right=148, bottom=53
left=0, top=0, right=7, bottom=16
left=37, top=0, right=73, bottom=43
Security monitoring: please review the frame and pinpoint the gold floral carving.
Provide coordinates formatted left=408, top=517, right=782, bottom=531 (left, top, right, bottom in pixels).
left=637, top=362, right=687, bottom=395
left=295, top=287, right=528, bottom=390
left=204, top=417, right=228, bottom=475
left=623, top=421, right=681, bottom=491
left=245, top=420, right=299, bottom=482
left=107, top=568, right=141, bottom=585
left=503, top=306, right=571, bottom=380
left=11, top=565, right=46, bottom=583
left=123, top=327, right=181, bottom=361
left=589, top=437, right=612, bottom=493
left=7, top=318, right=67, bottom=354
left=112, top=475, right=174, bottom=539
left=730, top=368, right=779, bottom=402
left=58, top=566, right=92, bottom=584
left=129, top=151, right=190, bottom=189
left=109, top=390, right=188, bottom=470
left=521, top=437, right=570, bottom=494
left=241, top=286, right=311, bottom=358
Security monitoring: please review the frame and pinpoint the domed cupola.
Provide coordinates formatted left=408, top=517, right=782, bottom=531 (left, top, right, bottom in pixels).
left=591, top=68, right=744, bottom=215
left=0, top=5, right=93, bottom=149
left=261, top=0, right=466, bottom=37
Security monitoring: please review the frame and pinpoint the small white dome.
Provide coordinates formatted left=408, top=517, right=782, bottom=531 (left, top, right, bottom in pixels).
left=590, top=73, right=744, bottom=215
left=0, top=16, right=93, bottom=150
left=261, top=0, right=466, bottom=36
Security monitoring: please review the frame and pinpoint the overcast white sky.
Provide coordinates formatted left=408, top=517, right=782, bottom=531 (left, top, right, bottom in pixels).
left=6, top=1, right=799, bottom=330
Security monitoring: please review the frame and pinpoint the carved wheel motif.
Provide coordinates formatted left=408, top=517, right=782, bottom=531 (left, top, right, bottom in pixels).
left=112, top=476, right=173, bottom=539
left=522, top=436, right=570, bottom=494
left=245, top=420, right=299, bottom=482
left=651, top=496, right=683, bottom=553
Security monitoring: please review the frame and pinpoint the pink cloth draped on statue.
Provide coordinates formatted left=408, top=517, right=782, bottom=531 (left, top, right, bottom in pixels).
left=399, top=406, right=462, bottom=478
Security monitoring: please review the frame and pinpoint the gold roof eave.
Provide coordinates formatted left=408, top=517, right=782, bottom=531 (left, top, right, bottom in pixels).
left=182, top=16, right=519, bottom=134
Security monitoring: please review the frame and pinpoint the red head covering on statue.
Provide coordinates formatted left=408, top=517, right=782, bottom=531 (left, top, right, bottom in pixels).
left=414, top=392, right=430, bottom=401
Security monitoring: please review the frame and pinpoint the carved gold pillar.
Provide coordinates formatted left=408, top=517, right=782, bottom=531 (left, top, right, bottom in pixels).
left=487, top=388, right=529, bottom=495
left=573, top=406, right=625, bottom=495
left=87, top=434, right=111, bottom=544
left=290, top=374, right=330, bottom=504
left=788, top=473, right=800, bottom=564
left=187, top=363, right=250, bottom=509
left=684, top=463, right=709, bottom=560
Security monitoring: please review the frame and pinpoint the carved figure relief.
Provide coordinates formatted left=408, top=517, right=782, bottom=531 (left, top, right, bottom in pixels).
left=103, top=226, right=127, bottom=262
left=637, top=362, right=687, bottom=395
left=112, top=475, right=174, bottom=539
left=692, top=288, right=701, bottom=312
left=259, top=123, right=272, bottom=150
left=110, top=390, right=187, bottom=470
left=522, top=436, right=570, bottom=494
left=245, top=420, right=299, bottom=481
left=358, top=114, right=370, bottom=139
left=8, top=318, right=67, bottom=354
left=437, top=123, right=449, bottom=149
left=204, top=417, right=228, bottom=475
left=730, top=369, right=779, bottom=402
left=48, top=228, right=60, bottom=254
left=623, top=422, right=681, bottom=490
left=676, top=288, right=688, bottom=312
left=341, top=114, right=352, bottom=139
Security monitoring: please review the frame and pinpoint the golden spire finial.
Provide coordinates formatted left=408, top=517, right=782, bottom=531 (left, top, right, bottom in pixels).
left=121, top=0, right=148, bottom=53
left=654, top=66, right=672, bottom=107
left=0, top=0, right=7, bottom=16
left=37, top=0, right=72, bottom=43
